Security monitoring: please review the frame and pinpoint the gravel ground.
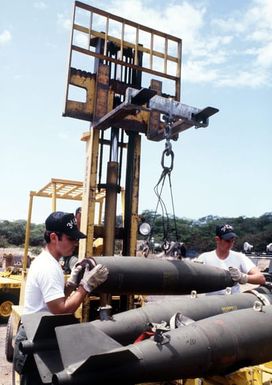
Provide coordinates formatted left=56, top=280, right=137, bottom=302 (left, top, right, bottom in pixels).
left=0, top=323, right=12, bottom=385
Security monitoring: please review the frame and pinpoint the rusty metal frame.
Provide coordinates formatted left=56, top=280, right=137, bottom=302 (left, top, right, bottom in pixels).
left=64, top=1, right=182, bottom=119
left=74, top=1, right=180, bottom=82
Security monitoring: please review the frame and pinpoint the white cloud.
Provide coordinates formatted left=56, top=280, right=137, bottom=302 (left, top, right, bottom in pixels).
left=0, top=30, right=12, bottom=46
left=211, top=17, right=246, bottom=35
left=107, top=0, right=205, bottom=54
left=217, top=69, right=268, bottom=88
left=157, top=2, right=205, bottom=48
left=183, top=60, right=219, bottom=83
left=249, top=29, right=271, bottom=42
left=245, top=0, right=272, bottom=27
left=256, top=41, right=272, bottom=68
left=183, top=0, right=272, bottom=88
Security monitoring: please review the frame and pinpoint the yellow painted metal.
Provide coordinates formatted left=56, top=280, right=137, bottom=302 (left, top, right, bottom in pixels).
left=79, top=129, right=100, bottom=259
left=202, top=365, right=272, bottom=385
left=259, top=362, right=272, bottom=385
left=262, top=362, right=272, bottom=370
left=184, top=379, right=202, bottom=385
left=23, top=192, right=34, bottom=272
left=19, top=192, right=33, bottom=306
left=129, top=133, right=141, bottom=257
left=8, top=306, right=24, bottom=385
left=104, top=161, right=119, bottom=256
left=79, top=129, right=99, bottom=322
left=34, top=178, right=83, bottom=201
left=0, top=273, right=22, bottom=319
left=0, top=274, right=22, bottom=289
left=65, top=71, right=96, bottom=118
left=51, top=180, right=57, bottom=211
left=79, top=64, right=112, bottom=262
left=136, top=363, right=272, bottom=385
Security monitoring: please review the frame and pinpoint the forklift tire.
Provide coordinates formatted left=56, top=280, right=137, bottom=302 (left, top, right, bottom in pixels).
left=0, top=293, right=19, bottom=323
left=5, top=315, right=14, bottom=362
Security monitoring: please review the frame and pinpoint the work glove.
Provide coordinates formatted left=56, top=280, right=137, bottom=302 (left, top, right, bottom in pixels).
left=79, top=263, right=109, bottom=293
left=66, top=264, right=83, bottom=289
left=229, top=267, right=248, bottom=284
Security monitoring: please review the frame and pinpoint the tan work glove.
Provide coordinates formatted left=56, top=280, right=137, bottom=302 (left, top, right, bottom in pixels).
left=66, top=264, right=83, bottom=289
left=79, top=263, right=109, bottom=293
left=229, top=267, right=248, bottom=284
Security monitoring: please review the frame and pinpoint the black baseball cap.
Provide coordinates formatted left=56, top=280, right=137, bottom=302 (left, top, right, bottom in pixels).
left=45, top=211, right=86, bottom=240
left=216, top=224, right=237, bottom=240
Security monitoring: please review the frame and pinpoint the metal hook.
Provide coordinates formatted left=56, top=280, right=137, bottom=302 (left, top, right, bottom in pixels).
left=161, top=148, right=174, bottom=172
left=191, top=290, right=198, bottom=298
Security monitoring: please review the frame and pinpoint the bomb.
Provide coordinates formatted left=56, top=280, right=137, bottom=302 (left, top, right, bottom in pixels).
left=52, top=304, right=272, bottom=385
left=77, top=256, right=235, bottom=295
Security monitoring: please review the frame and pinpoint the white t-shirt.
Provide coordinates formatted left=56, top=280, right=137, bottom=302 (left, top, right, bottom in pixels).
left=23, top=249, right=65, bottom=314
left=197, top=249, right=255, bottom=295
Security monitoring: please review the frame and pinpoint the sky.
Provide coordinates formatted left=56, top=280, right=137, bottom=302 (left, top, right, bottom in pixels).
left=0, top=0, right=271, bottom=224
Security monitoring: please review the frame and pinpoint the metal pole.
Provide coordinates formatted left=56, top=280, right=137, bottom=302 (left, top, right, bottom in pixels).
left=20, top=192, right=34, bottom=305
left=103, top=161, right=118, bottom=256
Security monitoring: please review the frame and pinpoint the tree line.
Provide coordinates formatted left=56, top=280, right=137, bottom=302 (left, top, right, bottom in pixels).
left=138, top=211, right=272, bottom=255
left=0, top=211, right=272, bottom=255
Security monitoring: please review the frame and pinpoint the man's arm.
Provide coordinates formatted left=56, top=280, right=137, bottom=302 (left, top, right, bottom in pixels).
left=229, top=265, right=266, bottom=285
left=46, top=263, right=109, bottom=315
left=46, top=286, right=87, bottom=314
left=247, top=266, right=266, bottom=285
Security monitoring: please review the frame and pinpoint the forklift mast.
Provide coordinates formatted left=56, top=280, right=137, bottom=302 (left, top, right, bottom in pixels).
left=63, top=2, right=183, bottom=259
left=63, top=2, right=218, bottom=315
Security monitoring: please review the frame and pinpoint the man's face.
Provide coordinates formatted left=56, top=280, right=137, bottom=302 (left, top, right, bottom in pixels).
left=52, top=233, right=78, bottom=257
left=216, top=236, right=235, bottom=251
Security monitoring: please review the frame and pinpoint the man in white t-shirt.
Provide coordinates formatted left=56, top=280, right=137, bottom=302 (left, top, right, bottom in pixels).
left=197, top=224, right=265, bottom=295
left=14, top=211, right=109, bottom=384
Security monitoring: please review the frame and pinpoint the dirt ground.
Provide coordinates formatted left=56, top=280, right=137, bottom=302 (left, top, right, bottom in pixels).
left=0, top=323, right=12, bottom=385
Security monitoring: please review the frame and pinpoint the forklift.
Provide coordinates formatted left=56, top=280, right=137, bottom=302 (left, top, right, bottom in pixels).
left=13, top=3, right=272, bottom=385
